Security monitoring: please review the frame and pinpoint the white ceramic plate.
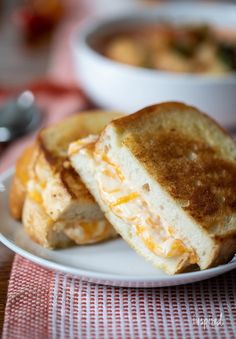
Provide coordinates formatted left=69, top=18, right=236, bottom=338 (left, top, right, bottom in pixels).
left=1, top=169, right=236, bottom=287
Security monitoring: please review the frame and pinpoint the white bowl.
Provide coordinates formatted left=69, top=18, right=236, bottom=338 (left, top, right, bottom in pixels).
left=72, top=2, right=236, bottom=127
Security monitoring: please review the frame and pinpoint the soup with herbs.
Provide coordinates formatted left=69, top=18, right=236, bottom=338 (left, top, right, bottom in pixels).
left=93, top=24, right=236, bottom=74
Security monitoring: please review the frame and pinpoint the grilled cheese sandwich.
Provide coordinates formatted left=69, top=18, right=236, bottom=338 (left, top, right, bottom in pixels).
left=69, top=102, right=236, bottom=274
left=11, top=110, right=122, bottom=249
left=70, top=135, right=196, bottom=270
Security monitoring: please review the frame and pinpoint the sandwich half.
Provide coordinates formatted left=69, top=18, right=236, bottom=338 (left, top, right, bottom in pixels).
left=12, top=111, right=121, bottom=249
left=69, top=102, right=236, bottom=274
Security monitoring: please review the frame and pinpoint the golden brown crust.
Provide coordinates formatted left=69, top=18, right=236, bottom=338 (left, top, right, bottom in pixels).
left=9, top=144, right=38, bottom=220
left=125, top=131, right=236, bottom=230
left=32, top=149, right=95, bottom=205
left=36, top=111, right=123, bottom=203
left=111, top=102, right=236, bottom=234
left=38, top=110, right=122, bottom=170
left=9, top=175, right=26, bottom=220
left=60, top=163, right=94, bottom=202
left=112, top=102, right=230, bottom=137
left=23, top=196, right=73, bottom=249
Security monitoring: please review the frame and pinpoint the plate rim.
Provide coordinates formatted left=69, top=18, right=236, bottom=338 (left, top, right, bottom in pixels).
left=1, top=168, right=236, bottom=286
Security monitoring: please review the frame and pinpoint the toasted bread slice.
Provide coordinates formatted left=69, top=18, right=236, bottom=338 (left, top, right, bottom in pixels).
left=22, top=111, right=121, bottom=249
left=23, top=195, right=73, bottom=248
left=69, top=137, right=191, bottom=274
left=69, top=102, right=236, bottom=274
left=9, top=144, right=39, bottom=220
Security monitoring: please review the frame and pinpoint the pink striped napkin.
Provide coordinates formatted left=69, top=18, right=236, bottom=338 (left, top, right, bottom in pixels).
left=3, top=255, right=236, bottom=338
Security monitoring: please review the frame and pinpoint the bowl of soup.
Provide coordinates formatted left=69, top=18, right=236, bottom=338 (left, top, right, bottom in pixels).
left=72, top=2, right=236, bottom=127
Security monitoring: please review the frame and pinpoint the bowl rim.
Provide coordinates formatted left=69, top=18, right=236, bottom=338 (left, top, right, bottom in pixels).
left=72, top=2, right=236, bottom=84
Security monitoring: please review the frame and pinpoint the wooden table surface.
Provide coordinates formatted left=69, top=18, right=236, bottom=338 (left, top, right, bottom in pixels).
left=0, top=243, right=14, bottom=334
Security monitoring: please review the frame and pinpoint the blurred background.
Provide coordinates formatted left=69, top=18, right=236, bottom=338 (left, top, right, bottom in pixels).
left=1, top=0, right=235, bottom=86
left=0, top=0, right=236, bottom=172
left=0, top=0, right=80, bottom=86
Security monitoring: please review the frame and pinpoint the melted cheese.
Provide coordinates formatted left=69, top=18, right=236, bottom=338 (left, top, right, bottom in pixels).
left=27, top=165, right=113, bottom=243
left=27, top=181, right=43, bottom=204
left=69, top=135, right=98, bottom=156
left=67, top=219, right=113, bottom=243
left=71, top=136, right=197, bottom=263
left=28, top=189, right=43, bottom=204
left=94, top=148, right=197, bottom=263
left=101, top=153, right=125, bottom=181
left=110, top=192, right=140, bottom=207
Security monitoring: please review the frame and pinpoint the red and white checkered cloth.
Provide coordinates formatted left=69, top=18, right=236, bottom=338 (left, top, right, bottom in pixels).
left=3, top=255, right=236, bottom=339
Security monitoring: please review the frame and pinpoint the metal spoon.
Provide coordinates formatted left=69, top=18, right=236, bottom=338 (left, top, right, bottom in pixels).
left=0, top=90, right=41, bottom=142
